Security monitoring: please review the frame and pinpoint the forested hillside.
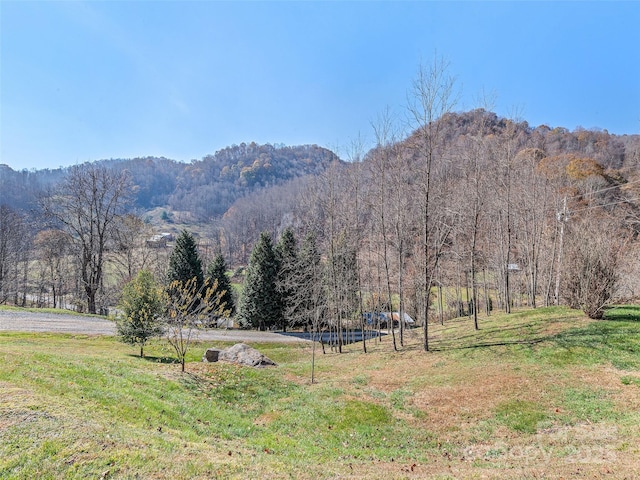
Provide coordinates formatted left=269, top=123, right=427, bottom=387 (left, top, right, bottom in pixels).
left=216, top=109, right=640, bottom=264
left=209, top=108, right=640, bottom=346
left=0, top=143, right=340, bottom=220
left=1, top=109, right=639, bottom=326
left=0, top=164, right=66, bottom=211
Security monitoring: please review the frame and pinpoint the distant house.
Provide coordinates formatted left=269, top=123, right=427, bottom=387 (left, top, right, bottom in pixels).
left=146, top=232, right=173, bottom=248
left=363, top=311, right=415, bottom=328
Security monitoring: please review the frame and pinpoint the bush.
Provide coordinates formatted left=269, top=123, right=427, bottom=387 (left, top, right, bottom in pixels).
left=562, top=218, right=626, bottom=319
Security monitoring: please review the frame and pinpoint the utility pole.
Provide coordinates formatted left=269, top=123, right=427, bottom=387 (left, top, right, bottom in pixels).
left=554, top=195, right=568, bottom=305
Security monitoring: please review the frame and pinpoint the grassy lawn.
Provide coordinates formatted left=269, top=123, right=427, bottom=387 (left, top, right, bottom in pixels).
left=1, top=306, right=640, bottom=478
left=0, top=305, right=106, bottom=317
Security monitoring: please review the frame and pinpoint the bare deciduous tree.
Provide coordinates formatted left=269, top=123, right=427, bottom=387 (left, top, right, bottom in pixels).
left=41, top=164, right=132, bottom=314
left=0, top=205, right=27, bottom=305
left=164, top=277, right=230, bottom=372
left=407, top=55, right=458, bottom=351
left=285, top=232, right=328, bottom=383
left=111, top=214, right=156, bottom=285
left=33, top=229, right=71, bottom=308
left=513, top=147, right=549, bottom=309
left=344, top=136, right=370, bottom=352
left=370, top=110, right=401, bottom=351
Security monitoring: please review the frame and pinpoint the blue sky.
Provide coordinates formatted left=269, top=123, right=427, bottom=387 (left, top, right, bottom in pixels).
left=1, top=1, right=639, bottom=171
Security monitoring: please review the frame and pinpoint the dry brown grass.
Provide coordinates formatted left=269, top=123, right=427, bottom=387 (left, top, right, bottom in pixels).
left=299, top=310, right=640, bottom=479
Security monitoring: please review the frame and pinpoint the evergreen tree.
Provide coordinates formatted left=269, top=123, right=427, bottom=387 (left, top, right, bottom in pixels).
left=206, top=254, right=235, bottom=317
left=166, top=230, right=204, bottom=315
left=116, top=270, right=165, bottom=357
left=276, top=227, right=297, bottom=331
left=167, top=230, right=204, bottom=289
left=237, top=231, right=281, bottom=330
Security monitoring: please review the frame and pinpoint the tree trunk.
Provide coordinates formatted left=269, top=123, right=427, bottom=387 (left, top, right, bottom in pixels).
left=86, top=286, right=97, bottom=315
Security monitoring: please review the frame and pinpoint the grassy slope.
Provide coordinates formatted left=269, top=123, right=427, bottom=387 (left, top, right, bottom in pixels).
left=1, top=306, right=639, bottom=479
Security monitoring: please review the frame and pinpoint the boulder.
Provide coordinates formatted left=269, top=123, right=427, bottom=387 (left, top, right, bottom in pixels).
left=202, top=348, right=222, bottom=363
left=217, top=343, right=277, bottom=367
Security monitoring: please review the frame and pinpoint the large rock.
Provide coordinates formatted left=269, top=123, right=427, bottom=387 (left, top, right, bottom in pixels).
left=202, top=348, right=222, bottom=363
left=211, top=343, right=277, bottom=367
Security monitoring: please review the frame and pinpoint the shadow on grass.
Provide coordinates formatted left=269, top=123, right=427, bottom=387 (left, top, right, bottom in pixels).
left=603, top=305, right=640, bottom=322
left=438, top=310, right=640, bottom=353
left=127, top=354, right=180, bottom=364
left=545, top=321, right=640, bottom=346
left=342, top=306, right=640, bottom=355
left=432, top=321, right=548, bottom=343
left=280, top=330, right=384, bottom=345
left=430, top=338, right=546, bottom=352
left=427, top=318, right=567, bottom=352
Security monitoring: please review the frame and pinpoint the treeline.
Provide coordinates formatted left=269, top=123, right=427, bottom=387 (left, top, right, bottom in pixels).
left=292, top=108, right=640, bottom=340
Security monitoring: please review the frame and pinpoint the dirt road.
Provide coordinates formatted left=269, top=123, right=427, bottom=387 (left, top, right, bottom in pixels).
left=0, top=310, right=309, bottom=343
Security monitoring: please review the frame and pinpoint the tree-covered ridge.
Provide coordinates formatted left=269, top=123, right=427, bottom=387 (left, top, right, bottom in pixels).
left=108, top=142, right=339, bottom=213
left=407, top=109, right=636, bottom=171
left=0, top=143, right=340, bottom=221
left=167, top=143, right=339, bottom=220
left=1, top=119, right=638, bottom=220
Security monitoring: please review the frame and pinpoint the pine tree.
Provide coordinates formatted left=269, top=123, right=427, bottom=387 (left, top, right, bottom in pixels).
left=276, top=227, right=297, bottom=331
left=206, top=254, right=235, bottom=317
left=237, top=231, right=281, bottom=330
left=166, top=230, right=204, bottom=315
left=116, top=270, right=165, bottom=357
left=167, top=230, right=204, bottom=289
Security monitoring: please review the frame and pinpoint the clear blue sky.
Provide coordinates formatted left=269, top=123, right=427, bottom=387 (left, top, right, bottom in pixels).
left=1, top=1, right=639, bottom=171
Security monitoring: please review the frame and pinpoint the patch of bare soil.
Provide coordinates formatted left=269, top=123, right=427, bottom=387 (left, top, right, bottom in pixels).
left=311, top=327, right=640, bottom=479
left=411, top=365, right=543, bottom=430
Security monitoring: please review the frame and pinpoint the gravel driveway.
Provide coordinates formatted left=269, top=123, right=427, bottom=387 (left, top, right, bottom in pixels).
left=0, top=310, right=309, bottom=343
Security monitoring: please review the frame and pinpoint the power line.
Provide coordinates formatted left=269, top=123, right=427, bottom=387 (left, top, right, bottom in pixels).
left=569, top=177, right=640, bottom=200
left=570, top=196, right=640, bottom=214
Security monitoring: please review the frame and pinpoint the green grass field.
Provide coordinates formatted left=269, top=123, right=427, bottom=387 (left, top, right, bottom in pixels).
left=1, top=306, right=640, bottom=479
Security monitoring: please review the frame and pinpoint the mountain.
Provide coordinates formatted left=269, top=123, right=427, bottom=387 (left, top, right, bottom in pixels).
left=0, top=143, right=341, bottom=221
left=0, top=164, right=66, bottom=212
left=2, top=113, right=638, bottom=232
left=164, top=143, right=339, bottom=220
